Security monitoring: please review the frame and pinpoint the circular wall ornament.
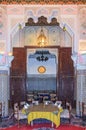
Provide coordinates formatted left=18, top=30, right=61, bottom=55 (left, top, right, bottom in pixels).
left=38, top=66, right=46, bottom=73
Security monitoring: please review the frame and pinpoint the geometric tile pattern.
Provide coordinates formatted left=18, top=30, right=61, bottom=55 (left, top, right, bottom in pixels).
left=0, top=70, right=9, bottom=117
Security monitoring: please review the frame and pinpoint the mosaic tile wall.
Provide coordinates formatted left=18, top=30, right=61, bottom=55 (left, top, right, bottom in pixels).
left=0, top=70, right=9, bottom=117
left=76, top=70, right=86, bottom=116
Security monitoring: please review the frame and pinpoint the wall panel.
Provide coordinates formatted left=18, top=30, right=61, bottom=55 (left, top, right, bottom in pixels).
left=10, top=47, right=26, bottom=107
left=58, top=47, right=74, bottom=106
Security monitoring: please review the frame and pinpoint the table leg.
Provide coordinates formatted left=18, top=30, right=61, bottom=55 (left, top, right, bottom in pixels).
left=31, top=121, right=33, bottom=126
left=52, top=122, right=54, bottom=127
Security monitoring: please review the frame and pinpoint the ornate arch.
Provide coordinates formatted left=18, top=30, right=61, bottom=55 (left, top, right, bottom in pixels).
left=10, top=16, right=74, bottom=51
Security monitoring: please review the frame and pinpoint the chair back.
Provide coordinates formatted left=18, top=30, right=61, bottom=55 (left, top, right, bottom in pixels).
left=55, top=101, right=62, bottom=107
left=0, top=103, right=2, bottom=122
left=82, top=102, right=86, bottom=116
left=14, top=103, right=19, bottom=112
left=0, top=103, right=2, bottom=116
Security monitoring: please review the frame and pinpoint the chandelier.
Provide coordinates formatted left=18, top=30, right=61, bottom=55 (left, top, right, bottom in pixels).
left=36, top=50, right=49, bottom=62
left=37, top=27, right=47, bottom=47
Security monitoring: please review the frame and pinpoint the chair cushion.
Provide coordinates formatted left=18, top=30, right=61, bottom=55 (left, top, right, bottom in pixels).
left=60, top=109, right=70, bottom=119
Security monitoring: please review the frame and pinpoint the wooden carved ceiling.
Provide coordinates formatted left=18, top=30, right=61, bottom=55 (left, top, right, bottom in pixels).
left=25, top=16, right=59, bottom=26
left=0, top=0, right=86, bottom=4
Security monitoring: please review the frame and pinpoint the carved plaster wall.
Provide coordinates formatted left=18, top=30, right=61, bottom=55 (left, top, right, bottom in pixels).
left=78, top=6, right=86, bottom=40
left=78, top=6, right=86, bottom=53
left=0, top=7, right=7, bottom=53
left=0, top=5, right=86, bottom=54
left=7, top=5, right=76, bottom=51
left=24, top=6, right=61, bottom=23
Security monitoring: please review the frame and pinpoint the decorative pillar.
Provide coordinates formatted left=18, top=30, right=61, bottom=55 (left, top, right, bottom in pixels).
left=0, top=54, right=14, bottom=117
left=71, top=53, right=86, bottom=116
left=76, top=70, right=86, bottom=116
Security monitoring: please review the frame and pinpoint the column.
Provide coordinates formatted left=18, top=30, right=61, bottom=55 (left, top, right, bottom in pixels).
left=0, top=54, right=14, bottom=117
left=71, top=53, right=86, bottom=116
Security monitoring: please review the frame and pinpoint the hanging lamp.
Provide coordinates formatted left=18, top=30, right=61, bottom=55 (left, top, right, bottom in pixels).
left=37, top=27, right=47, bottom=47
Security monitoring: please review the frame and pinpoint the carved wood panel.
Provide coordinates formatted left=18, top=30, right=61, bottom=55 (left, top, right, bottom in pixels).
left=11, top=47, right=26, bottom=76
left=10, top=76, right=26, bottom=107
left=58, top=47, right=74, bottom=106
left=10, top=47, right=75, bottom=107
left=10, top=47, right=26, bottom=107
left=58, top=47, right=74, bottom=75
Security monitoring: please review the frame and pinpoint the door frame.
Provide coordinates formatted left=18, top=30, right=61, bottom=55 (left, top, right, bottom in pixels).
left=24, top=45, right=59, bottom=96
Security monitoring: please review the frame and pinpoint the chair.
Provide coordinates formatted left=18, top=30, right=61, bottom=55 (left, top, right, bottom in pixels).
left=82, top=102, right=86, bottom=115
left=50, top=93, right=56, bottom=103
left=27, top=93, right=34, bottom=104
left=14, top=103, right=19, bottom=126
left=32, top=100, right=39, bottom=105
left=14, top=102, right=27, bottom=125
left=66, top=102, right=72, bottom=112
left=0, top=103, right=2, bottom=122
left=43, top=96, right=51, bottom=105
left=60, top=101, right=71, bottom=123
left=78, top=101, right=86, bottom=117
left=82, top=102, right=86, bottom=121
left=54, top=101, right=62, bottom=107
left=19, top=101, right=26, bottom=109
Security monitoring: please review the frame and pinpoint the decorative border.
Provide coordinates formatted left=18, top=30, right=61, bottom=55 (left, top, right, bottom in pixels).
left=0, top=0, right=86, bottom=4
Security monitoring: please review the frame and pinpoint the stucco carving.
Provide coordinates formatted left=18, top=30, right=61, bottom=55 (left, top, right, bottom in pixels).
left=0, top=5, right=85, bottom=53
left=25, top=8, right=60, bottom=23
left=78, top=7, right=86, bottom=39
left=71, top=53, right=86, bottom=70
left=0, top=7, right=7, bottom=40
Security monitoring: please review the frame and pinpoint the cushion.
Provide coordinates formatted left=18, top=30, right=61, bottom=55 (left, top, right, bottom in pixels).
left=60, top=109, right=70, bottom=119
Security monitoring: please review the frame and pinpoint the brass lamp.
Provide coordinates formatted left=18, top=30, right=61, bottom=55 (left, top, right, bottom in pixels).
left=37, top=27, right=47, bottom=47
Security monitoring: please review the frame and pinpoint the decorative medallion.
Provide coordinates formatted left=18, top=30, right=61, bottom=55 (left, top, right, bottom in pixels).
left=38, top=66, right=46, bottom=74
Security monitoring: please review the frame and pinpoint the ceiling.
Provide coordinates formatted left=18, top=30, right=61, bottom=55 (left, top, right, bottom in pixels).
left=0, top=0, right=86, bottom=4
